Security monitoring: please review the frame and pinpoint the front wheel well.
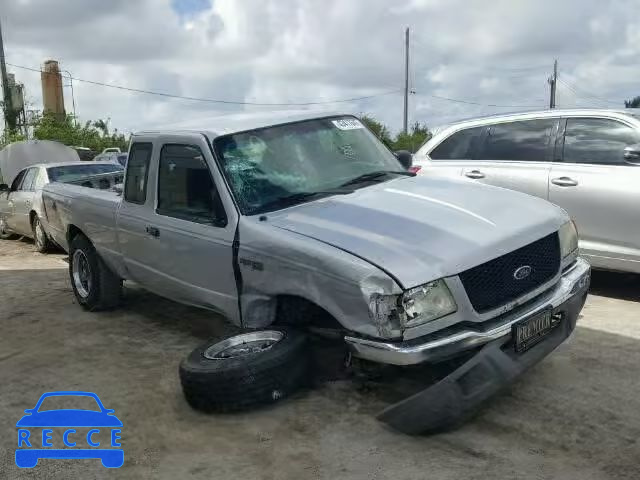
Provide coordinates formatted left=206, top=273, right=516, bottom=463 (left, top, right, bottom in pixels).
left=274, top=295, right=343, bottom=330
left=29, top=210, right=37, bottom=226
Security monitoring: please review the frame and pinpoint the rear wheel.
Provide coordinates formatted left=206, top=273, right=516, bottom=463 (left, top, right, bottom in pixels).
left=0, top=216, right=18, bottom=240
left=69, top=234, right=122, bottom=310
left=32, top=215, right=52, bottom=253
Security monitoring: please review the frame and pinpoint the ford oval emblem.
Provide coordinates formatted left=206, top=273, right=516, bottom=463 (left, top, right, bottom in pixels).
left=513, top=265, right=532, bottom=280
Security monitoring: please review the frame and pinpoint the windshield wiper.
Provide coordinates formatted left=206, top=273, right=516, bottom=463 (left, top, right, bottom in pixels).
left=253, top=188, right=353, bottom=214
left=340, top=170, right=415, bottom=188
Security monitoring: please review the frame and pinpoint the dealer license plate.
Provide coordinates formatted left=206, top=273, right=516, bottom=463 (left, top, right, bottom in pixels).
left=513, top=309, right=554, bottom=353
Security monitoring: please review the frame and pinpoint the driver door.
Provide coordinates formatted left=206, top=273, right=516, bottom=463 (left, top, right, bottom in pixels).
left=117, top=135, right=240, bottom=322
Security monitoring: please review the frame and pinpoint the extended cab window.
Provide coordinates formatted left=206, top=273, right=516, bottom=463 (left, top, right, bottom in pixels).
left=476, top=119, right=556, bottom=161
left=563, top=118, right=640, bottom=165
left=157, top=144, right=226, bottom=226
left=124, top=143, right=152, bottom=204
left=430, top=126, right=483, bottom=160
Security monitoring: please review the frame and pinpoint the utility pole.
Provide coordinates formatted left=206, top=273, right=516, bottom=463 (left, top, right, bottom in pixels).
left=403, top=27, right=410, bottom=135
left=0, top=17, right=17, bottom=133
left=548, top=59, right=558, bottom=109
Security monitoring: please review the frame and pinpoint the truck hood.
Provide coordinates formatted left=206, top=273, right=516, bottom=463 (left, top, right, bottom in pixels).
left=267, top=176, right=567, bottom=288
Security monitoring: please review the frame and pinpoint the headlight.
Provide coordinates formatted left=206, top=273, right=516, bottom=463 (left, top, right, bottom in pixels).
left=559, top=220, right=578, bottom=259
left=400, top=279, right=457, bottom=328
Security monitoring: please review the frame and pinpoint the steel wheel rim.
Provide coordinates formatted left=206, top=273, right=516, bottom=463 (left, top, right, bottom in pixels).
left=72, top=249, right=92, bottom=298
left=204, top=331, right=284, bottom=359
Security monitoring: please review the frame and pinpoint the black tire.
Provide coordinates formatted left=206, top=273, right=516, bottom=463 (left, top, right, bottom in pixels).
left=69, top=234, right=122, bottom=311
left=0, top=216, right=18, bottom=240
left=179, top=327, right=311, bottom=412
left=32, top=215, right=53, bottom=253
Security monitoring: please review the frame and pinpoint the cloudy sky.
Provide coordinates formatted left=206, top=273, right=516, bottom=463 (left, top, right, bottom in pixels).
left=2, top=0, right=639, bottom=135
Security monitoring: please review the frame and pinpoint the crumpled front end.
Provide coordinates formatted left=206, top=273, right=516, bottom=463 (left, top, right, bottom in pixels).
left=371, top=258, right=590, bottom=434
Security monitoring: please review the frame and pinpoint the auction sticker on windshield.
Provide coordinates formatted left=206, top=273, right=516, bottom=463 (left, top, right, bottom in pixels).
left=332, top=118, right=364, bottom=130
left=15, top=391, right=123, bottom=469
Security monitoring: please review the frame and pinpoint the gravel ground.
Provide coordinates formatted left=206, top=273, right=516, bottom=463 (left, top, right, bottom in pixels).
left=1, top=238, right=639, bottom=479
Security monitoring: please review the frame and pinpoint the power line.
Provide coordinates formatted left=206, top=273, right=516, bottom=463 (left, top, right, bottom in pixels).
left=420, top=92, right=542, bottom=109
left=556, top=80, right=609, bottom=108
left=557, top=76, right=621, bottom=106
left=6, top=62, right=402, bottom=107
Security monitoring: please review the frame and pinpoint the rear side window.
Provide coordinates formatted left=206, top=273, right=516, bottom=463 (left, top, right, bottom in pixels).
left=430, top=126, right=483, bottom=160
left=477, top=119, right=556, bottom=161
left=157, top=144, right=226, bottom=226
left=21, top=168, right=38, bottom=191
left=563, top=118, right=640, bottom=165
left=10, top=169, right=27, bottom=191
left=124, top=143, right=153, bottom=204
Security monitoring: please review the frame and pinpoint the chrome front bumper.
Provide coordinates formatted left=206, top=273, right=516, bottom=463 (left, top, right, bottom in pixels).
left=345, top=257, right=591, bottom=366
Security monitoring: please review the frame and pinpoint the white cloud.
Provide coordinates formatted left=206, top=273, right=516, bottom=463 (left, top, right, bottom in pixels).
left=2, top=0, right=639, bottom=137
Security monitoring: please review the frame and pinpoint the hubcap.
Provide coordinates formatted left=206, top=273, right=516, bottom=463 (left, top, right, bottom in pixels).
left=203, top=331, right=284, bottom=359
left=72, top=250, right=92, bottom=298
left=0, top=217, right=6, bottom=234
left=35, top=220, right=45, bottom=247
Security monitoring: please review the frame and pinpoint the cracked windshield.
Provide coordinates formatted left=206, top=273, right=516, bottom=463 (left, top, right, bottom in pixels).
left=214, top=116, right=407, bottom=214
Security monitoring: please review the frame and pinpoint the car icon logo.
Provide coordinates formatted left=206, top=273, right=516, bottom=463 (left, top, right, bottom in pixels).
left=15, top=391, right=123, bottom=469
left=513, top=265, right=532, bottom=280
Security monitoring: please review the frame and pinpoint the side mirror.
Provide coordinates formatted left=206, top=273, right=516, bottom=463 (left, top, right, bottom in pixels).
left=395, top=150, right=413, bottom=170
left=0, top=184, right=8, bottom=192
left=623, top=144, right=640, bottom=165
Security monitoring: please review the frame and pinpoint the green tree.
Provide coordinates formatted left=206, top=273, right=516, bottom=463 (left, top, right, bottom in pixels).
left=32, top=113, right=129, bottom=153
left=0, top=130, right=26, bottom=149
left=359, top=114, right=393, bottom=147
left=392, top=122, right=432, bottom=153
left=625, top=96, right=640, bottom=108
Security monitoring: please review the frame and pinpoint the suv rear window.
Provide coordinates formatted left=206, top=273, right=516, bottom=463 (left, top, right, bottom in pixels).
left=476, top=119, right=556, bottom=161
left=430, top=126, right=483, bottom=160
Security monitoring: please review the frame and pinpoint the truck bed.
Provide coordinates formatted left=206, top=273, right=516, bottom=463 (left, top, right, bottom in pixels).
left=42, top=182, right=121, bottom=253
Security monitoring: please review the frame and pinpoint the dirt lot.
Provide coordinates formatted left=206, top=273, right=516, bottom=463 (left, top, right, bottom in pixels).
left=1, top=238, right=639, bottom=479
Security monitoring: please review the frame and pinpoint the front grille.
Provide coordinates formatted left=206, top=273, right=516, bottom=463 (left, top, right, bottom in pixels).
left=459, top=233, right=560, bottom=313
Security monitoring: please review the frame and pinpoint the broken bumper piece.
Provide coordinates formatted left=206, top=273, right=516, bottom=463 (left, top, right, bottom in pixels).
left=377, top=282, right=588, bottom=434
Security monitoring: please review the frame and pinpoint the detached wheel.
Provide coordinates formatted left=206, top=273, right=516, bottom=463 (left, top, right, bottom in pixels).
left=69, top=234, right=122, bottom=311
left=32, top=215, right=53, bottom=253
left=0, top=216, right=18, bottom=240
left=179, top=328, right=311, bottom=412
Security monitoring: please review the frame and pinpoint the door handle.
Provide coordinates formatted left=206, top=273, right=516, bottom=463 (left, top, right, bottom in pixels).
left=464, top=170, right=485, bottom=179
left=551, top=176, right=578, bottom=187
left=145, top=226, right=160, bottom=238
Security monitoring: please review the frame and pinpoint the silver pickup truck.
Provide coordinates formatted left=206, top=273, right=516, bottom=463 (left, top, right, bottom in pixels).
left=42, top=112, right=590, bottom=433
